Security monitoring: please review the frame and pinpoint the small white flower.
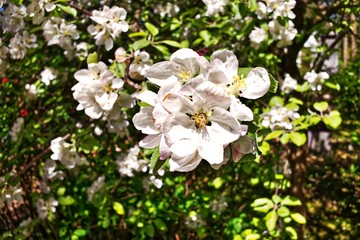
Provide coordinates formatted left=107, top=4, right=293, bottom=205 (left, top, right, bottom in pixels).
left=36, top=197, right=58, bottom=220
left=87, top=176, right=105, bottom=201
left=249, top=27, right=266, bottom=49
left=281, top=73, right=297, bottom=93
left=262, top=104, right=300, bottom=130
left=202, top=0, right=228, bottom=16
left=40, top=67, right=57, bottom=85
left=304, top=70, right=329, bottom=91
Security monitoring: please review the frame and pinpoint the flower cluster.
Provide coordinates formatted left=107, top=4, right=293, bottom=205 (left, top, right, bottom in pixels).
left=0, top=176, right=23, bottom=208
left=88, top=6, right=129, bottom=51
left=281, top=73, right=297, bottom=93
left=116, top=145, right=148, bottom=177
left=36, top=197, right=58, bottom=220
left=304, top=70, right=329, bottom=91
left=202, top=0, right=228, bottom=16
left=72, top=61, right=128, bottom=120
left=27, top=0, right=56, bottom=25
left=262, top=104, right=300, bottom=130
left=50, top=137, right=85, bottom=169
left=251, top=0, right=297, bottom=48
left=133, top=48, right=270, bottom=172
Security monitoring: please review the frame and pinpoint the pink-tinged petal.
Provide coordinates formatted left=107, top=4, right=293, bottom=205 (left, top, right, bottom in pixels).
left=139, top=134, right=161, bottom=148
left=169, top=152, right=202, bottom=172
left=231, top=136, right=255, bottom=162
left=159, top=136, right=171, bottom=160
left=241, top=67, right=270, bottom=99
left=132, top=107, right=159, bottom=134
left=145, top=61, right=182, bottom=86
left=229, top=96, right=254, bottom=121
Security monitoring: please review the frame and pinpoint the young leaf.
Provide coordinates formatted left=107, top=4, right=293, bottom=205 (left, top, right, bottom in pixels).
left=145, top=22, right=159, bottom=36
left=264, top=130, right=283, bottom=141
left=290, top=212, right=306, bottom=224
left=113, top=202, right=125, bottom=215
left=313, top=102, right=328, bottom=112
left=58, top=5, right=77, bottom=17
left=265, top=210, right=278, bottom=232
left=282, top=195, right=302, bottom=206
left=289, top=132, right=306, bottom=146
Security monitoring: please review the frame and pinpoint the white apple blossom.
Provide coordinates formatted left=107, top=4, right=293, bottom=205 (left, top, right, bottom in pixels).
left=43, top=159, right=65, bottom=180
left=43, top=17, right=79, bottom=51
left=87, top=176, right=105, bottom=201
left=72, top=62, right=124, bottom=119
left=202, top=0, right=228, bottom=16
left=129, top=50, right=151, bottom=80
left=75, top=42, right=89, bottom=59
left=185, top=211, right=205, bottom=229
left=262, top=104, right=300, bottom=130
left=271, top=0, right=296, bottom=19
left=249, top=27, right=267, bottom=49
left=145, top=48, right=200, bottom=86
left=304, top=70, right=329, bottom=91
left=25, top=83, right=38, bottom=100
left=27, top=0, right=56, bottom=25
left=117, top=145, right=149, bottom=177
left=36, top=198, right=58, bottom=220
left=255, top=2, right=268, bottom=19
left=9, top=31, right=38, bottom=60
left=281, top=73, right=297, bottom=93
left=154, top=2, right=180, bottom=18
left=40, top=67, right=57, bottom=85
left=269, top=19, right=297, bottom=48
left=10, top=117, right=24, bottom=142
left=0, top=4, right=27, bottom=33
left=88, top=6, right=129, bottom=51
left=50, top=137, right=85, bottom=169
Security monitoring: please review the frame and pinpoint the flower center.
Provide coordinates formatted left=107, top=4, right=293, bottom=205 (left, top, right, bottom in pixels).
left=103, top=83, right=112, bottom=93
left=191, top=113, right=209, bottom=129
left=178, top=71, right=191, bottom=82
left=228, top=75, right=246, bottom=96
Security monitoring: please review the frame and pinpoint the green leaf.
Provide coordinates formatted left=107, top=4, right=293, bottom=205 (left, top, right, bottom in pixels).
left=251, top=198, right=274, bottom=213
left=150, top=146, right=166, bottom=173
left=280, top=133, right=290, bottom=144
left=289, top=132, right=306, bottom=146
left=132, top=39, right=150, bottom=50
left=57, top=187, right=66, bottom=196
left=285, top=226, right=298, bottom=239
left=290, top=212, right=306, bottom=224
left=74, top=229, right=87, bottom=237
left=264, top=130, right=283, bottom=140
left=157, top=40, right=183, bottom=48
left=289, top=97, right=303, bottom=105
left=101, top=218, right=110, bottom=229
left=324, top=82, right=340, bottom=91
left=113, top=202, right=125, bottom=215
left=277, top=206, right=290, bottom=217
left=269, top=96, right=284, bottom=107
left=58, top=5, right=77, bottom=17
left=109, top=62, right=126, bottom=78
left=58, top=196, right=76, bottom=206
left=144, top=224, right=155, bottom=238
left=212, top=177, right=223, bottom=189
left=154, top=218, right=168, bottom=231
left=128, top=32, right=147, bottom=38
left=145, top=22, right=159, bottom=36
left=199, top=30, right=211, bottom=42
left=269, top=74, right=278, bottom=93
left=154, top=45, right=170, bottom=55
left=295, top=82, right=310, bottom=92
left=249, top=0, right=258, bottom=11
left=2, top=232, right=13, bottom=239
left=285, top=102, right=299, bottom=111
left=87, top=52, right=98, bottom=65
left=259, top=141, right=270, bottom=155
left=265, top=210, right=278, bottom=232
left=323, top=110, right=342, bottom=129
left=309, top=115, right=322, bottom=125
left=272, top=195, right=281, bottom=204
left=282, top=196, right=302, bottom=206
left=313, top=102, right=328, bottom=112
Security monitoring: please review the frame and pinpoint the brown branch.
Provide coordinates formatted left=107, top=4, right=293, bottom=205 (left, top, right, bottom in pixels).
left=66, top=3, right=92, bottom=16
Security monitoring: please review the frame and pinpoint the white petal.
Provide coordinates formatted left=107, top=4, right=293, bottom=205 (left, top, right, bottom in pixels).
left=241, top=67, right=270, bottom=99
left=229, top=96, right=254, bottom=121
left=145, top=61, right=181, bottom=86
left=132, top=107, right=159, bottom=134
left=139, top=134, right=161, bottom=148
left=136, top=90, right=158, bottom=106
